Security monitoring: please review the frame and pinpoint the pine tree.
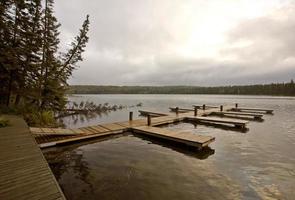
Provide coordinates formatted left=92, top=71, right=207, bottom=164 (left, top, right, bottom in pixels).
left=0, top=1, right=14, bottom=103
left=38, top=0, right=61, bottom=110
left=15, top=0, right=43, bottom=105
left=0, top=0, right=90, bottom=125
left=0, top=0, right=30, bottom=105
left=60, top=14, right=90, bottom=82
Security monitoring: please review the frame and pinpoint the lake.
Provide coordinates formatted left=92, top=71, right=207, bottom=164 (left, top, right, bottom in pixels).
left=43, top=94, right=295, bottom=200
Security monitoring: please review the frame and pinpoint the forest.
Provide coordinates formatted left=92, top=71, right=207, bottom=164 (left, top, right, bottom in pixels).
left=0, top=0, right=90, bottom=125
left=69, top=80, right=295, bottom=96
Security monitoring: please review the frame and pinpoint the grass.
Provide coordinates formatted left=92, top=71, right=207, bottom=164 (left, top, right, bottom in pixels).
left=0, top=116, right=9, bottom=128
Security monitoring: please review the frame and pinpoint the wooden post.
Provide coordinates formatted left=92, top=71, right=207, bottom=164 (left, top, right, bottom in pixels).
left=194, top=107, right=198, bottom=116
left=129, top=111, right=133, bottom=121
left=147, top=114, right=151, bottom=126
left=235, top=103, right=238, bottom=108
left=220, top=105, right=223, bottom=112
left=203, top=104, right=206, bottom=110
left=176, top=107, right=179, bottom=115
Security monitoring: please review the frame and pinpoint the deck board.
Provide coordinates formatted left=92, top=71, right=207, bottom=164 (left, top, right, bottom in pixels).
left=116, top=119, right=147, bottom=128
left=0, top=115, right=66, bottom=200
left=30, top=127, right=81, bottom=136
left=100, top=123, right=126, bottom=131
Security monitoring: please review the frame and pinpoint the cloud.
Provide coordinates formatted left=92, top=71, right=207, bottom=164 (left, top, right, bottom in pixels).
left=54, top=0, right=295, bottom=86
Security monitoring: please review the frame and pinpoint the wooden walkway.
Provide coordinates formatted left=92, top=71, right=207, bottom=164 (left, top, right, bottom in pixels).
left=0, top=115, right=66, bottom=200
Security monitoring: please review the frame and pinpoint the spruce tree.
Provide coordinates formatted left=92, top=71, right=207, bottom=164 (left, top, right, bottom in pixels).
left=0, top=0, right=90, bottom=125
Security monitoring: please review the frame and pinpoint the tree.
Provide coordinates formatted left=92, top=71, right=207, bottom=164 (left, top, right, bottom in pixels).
left=0, top=0, right=90, bottom=125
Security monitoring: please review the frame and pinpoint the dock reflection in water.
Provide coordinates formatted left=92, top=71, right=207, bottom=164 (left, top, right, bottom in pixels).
left=44, top=134, right=238, bottom=200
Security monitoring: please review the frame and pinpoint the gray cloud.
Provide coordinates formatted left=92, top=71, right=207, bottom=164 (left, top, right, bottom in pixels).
left=54, top=0, right=295, bottom=86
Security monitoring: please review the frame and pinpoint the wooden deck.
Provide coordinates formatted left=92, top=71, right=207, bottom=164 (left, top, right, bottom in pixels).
left=0, top=115, right=66, bottom=200
left=30, top=127, right=84, bottom=135
left=132, top=126, right=215, bottom=149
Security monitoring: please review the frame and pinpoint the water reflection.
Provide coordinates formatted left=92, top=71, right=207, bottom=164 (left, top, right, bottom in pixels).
left=58, top=110, right=112, bottom=127
left=133, top=133, right=215, bottom=160
left=44, top=134, right=240, bottom=200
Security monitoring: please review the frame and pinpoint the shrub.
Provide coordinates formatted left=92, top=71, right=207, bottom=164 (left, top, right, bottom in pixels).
left=0, top=117, right=9, bottom=128
left=24, top=110, right=56, bottom=127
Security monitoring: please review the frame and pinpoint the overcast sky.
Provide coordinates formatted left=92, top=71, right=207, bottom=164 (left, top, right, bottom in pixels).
left=54, top=0, right=295, bottom=86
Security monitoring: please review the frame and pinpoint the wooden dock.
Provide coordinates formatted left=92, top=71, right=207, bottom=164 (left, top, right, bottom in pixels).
left=0, top=104, right=274, bottom=200
left=132, top=126, right=215, bottom=150
left=32, top=104, right=273, bottom=149
left=0, top=115, right=66, bottom=200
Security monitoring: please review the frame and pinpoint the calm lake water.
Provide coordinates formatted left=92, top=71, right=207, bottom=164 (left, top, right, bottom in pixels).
left=43, top=94, right=295, bottom=200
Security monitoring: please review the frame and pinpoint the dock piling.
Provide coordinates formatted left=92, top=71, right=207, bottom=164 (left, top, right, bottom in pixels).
left=147, top=114, right=151, bottom=126
left=194, top=107, right=198, bottom=116
left=129, top=111, right=133, bottom=121
left=176, top=107, right=179, bottom=115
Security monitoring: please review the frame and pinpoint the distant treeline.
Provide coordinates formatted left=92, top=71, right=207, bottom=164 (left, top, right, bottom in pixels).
left=68, top=80, right=295, bottom=96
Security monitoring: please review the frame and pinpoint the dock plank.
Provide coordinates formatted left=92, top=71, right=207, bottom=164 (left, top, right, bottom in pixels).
left=30, top=127, right=80, bottom=136
left=0, top=115, right=66, bottom=200
left=116, top=119, right=147, bottom=128
left=96, top=123, right=126, bottom=131
left=88, top=125, right=110, bottom=133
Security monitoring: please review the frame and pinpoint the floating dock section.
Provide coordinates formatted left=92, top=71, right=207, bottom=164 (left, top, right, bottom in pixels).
left=132, top=126, right=215, bottom=150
